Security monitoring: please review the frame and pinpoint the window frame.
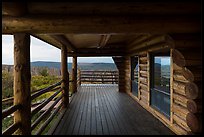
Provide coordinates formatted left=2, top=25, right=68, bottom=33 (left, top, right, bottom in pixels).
left=150, top=51, right=171, bottom=119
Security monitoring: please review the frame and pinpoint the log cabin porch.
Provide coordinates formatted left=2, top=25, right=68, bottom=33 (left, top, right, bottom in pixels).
left=51, top=84, right=174, bottom=135
left=2, top=1, right=202, bottom=135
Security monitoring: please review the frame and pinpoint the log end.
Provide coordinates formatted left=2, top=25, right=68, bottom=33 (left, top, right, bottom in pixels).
left=186, top=82, right=198, bottom=100
left=186, top=113, right=201, bottom=133
left=187, top=100, right=197, bottom=113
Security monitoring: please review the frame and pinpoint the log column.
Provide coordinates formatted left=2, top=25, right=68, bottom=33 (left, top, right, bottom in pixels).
left=72, top=56, right=77, bottom=93
left=13, top=33, right=31, bottom=135
left=61, top=45, right=69, bottom=108
left=112, top=56, right=126, bottom=92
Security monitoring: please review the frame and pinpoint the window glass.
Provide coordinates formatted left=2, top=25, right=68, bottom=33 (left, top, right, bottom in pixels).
left=154, top=57, right=170, bottom=93
left=151, top=55, right=170, bottom=118
left=131, top=56, right=138, bottom=97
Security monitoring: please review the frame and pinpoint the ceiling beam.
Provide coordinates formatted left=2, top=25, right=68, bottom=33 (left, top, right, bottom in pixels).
left=98, top=35, right=111, bottom=48
left=2, top=2, right=27, bottom=16
left=27, top=2, right=201, bottom=15
left=2, top=15, right=201, bottom=34
left=67, top=48, right=125, bottom=57
left=50, top=35, right=76, bottom=52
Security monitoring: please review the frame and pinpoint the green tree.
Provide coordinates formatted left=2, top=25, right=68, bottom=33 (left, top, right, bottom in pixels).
left=2, top=70, right=13, bottom=99
left=39, top=68, right=49, bottom=77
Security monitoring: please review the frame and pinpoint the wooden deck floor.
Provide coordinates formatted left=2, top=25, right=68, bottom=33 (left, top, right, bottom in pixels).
left=52, top=84, right=175, bottom=135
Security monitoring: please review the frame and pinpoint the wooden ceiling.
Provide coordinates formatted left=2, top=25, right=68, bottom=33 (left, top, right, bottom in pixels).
left=2, top=1, right=201, bottom=56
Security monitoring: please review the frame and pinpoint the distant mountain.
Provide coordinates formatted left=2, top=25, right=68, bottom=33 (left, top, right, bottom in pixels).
left=31, top=61, right=70, bottom=69
left=31, top=61, right=117, bottom=71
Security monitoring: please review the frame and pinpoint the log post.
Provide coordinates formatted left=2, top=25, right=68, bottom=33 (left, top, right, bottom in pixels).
left=72, top=56, right=77, bottom=93
left=77, top=69, right=81, bottom=86
left=112, top=56, right=126, bottom=92
left=13, top=33, right=31, bottom=135
left=61, top=45, right=69, bottom=108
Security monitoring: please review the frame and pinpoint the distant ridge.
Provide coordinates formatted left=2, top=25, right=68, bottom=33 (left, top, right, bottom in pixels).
left=31, top=61, right=117, bottom=70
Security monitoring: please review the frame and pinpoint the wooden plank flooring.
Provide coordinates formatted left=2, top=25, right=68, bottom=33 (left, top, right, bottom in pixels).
left=52, top=84, right=175, bottom=135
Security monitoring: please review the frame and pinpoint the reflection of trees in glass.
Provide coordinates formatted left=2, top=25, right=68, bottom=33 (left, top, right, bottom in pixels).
left=134, top=64, right=138, bottom=82
left=154, top=57, right=170, bottom=93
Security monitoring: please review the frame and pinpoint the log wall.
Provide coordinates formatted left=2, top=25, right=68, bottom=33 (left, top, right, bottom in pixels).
left=125, top=34, right=202, bottom=135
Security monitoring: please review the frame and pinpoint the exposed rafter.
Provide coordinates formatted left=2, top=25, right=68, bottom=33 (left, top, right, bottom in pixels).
left=50, top=35, right=76, bottom=52
left=98, top=35, right=111, bottom=48
left=67, top=48, right=125, bottom=57
left=2, top=15, right=200, bottom=34
left=2, top=2, right=27, bottom=16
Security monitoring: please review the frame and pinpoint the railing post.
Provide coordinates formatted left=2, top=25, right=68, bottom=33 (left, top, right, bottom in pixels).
left=13, top=33, right=31, bottom=135
left=72, top=56, right=77, bottom=93
left=78, top=69, right=81, bottom=86
left=61, top=45, right=69, bottom=108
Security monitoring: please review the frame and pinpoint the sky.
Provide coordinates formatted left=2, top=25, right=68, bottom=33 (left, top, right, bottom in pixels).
left=155, top=57, right=170, bottom=65
left=2, top=35, right=114, bottom=65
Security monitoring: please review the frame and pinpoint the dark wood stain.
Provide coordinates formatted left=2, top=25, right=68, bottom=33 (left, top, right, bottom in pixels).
left=52, top=84, right=175, bottom=135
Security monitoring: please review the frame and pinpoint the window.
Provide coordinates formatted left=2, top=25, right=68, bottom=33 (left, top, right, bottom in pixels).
left=131, top=56, right=139, bottom=97
left=150, top=53, right=170, bottom=118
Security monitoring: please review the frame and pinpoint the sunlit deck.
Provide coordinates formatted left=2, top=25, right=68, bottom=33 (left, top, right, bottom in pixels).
left=51, top=84, right=174, bottom=135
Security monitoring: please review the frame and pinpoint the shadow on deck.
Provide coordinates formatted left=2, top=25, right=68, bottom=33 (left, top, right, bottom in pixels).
left=51, top=84, right=175, bottom=135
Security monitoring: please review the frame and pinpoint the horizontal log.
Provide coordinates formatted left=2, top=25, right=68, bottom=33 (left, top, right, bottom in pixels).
left=2, top=2, right=27, bottom=16
left=31, top=80, right=62, bottom=100
left=31, top=96, right=62, bottom=130
left=81, top=80, right=118, bottom=83
left=127, top=34, right=151, bottom=48
left=130, top=41, right=173, bottom=55
left=27, top=2, right=201, bottom=15
left=186, top=113, right=202, bottom=133
left=139, top=63, right=147, bottom=67
left=140, top=89, right=149, bottom=97
left=139, top=56, right=147, bottom=61
left=173, top=81, right=198, bottom=99
left=173, top=114, right=191, bottom=132
left=139, top=66, right=147, bottom=71
left=173, top=103, right=189, bottom=119
left=173, top=93, right=188, bottom=107
left=173, top=64, right=202, bottom=82
left=68, top=52, right=125, bottom=57
left=139, top=83, right=148, bottom=91
left=2, top=15, right=200, bottom=34
left=81, top=70, right=118, bottom=73
left=173, top=68, right=194, bottom=82
left=172, top=124, right=189, bottom=135
left=2, top=104, right=21, bottom=119
left=140, top=95, right=148, bottom=103
left=128, top=34, right=174, bottom=51
left=35, top=103, right=63, bottom=135
left=172, top=49, right=185, bottom=67
left=2, top=97, right=14, bottom=105
left=140, top=76, right=147, bottom=83
left=2, top=122, right=21, bottom=135
left=174, top=98, right=187, bottom=108
left=31, top=89, right=62, bottom=117
left=50, top=35, right=76, bottom=51
left=140, top=70, right=147, bottom=75
left=172, top=49, right=202, bottom=67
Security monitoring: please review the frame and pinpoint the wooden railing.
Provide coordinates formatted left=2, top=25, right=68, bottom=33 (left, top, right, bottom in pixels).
left=2, top=104, right=22, bottom=135
left=79, top=70, right=119, bottom=84
left=2, top=80, right=72, bottom=135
